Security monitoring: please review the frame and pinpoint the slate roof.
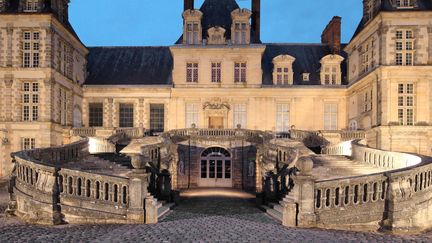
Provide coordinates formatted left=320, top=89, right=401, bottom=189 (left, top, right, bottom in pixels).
left=352, top=0, right=432, bottom=39
left=85, top=47, right=173, bottom=85
left=176, top=0, right=260, bottom=44
left=262, top=44, right=348, bottom=86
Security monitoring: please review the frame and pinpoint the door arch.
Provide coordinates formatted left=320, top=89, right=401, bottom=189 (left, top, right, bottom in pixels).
left=198, top=147, right=232, bottom=188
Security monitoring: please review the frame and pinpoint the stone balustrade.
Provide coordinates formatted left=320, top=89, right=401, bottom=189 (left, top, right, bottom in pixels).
left=9, top=138, right=162, bottom=225
left=280, top=139, right=432, bottom=232
left=323, top=140, right=422, bottom=170
left=72, top=127, right=96, bottom=137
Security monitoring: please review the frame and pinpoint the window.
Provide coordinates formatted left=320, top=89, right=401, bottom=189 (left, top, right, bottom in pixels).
left=89, top=103, right=103, bottom=127
left=275, top=67, right=290, bottom=85
left=22, top=31, right=40, bottom=68
left=185, top=103, right=199, bottom=128
left=186, top=63, right=199, bottom=83
left=21, top=138, right=35, bottom=150
left=233, top=22, right=249, bottom=44
left=119, top=104, right=134, bottom=128
left=396, top=30, right=415, bottom=66
left=396, top=0, right=413, bottom=8
left=276, top=104, right=290, bottom=132
left=322, top=66, right=339, bottom=85
left=150, top=104, right=164, bottom=132
left=24, top=0, right=40, bottom=12
left=360, top=38, right=375, bottom=74
left=22, top=82, right=39, bottom=121
left=363, top=90, right=372, bottom=112
left=211, top=62, right=222, bottom=83
left=302, top=73, right=310, bottom=82
left=398, top=83, right=415, bottom=125
left=233, top=104, right=247, bottom=129
left=234, top=62, right=247, bottom=83
left=185, top=21, right=200, bottom=45
left=59, top=88, right=68, bottom=125
left=324, top=104, right=338, bottom=130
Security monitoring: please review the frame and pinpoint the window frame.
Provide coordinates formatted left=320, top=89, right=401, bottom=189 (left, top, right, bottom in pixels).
left=324, top=103, right=338, bottom=131
left=88, top=103, right=104, bottom=127
left=397, top=83, right=415, bottom=126
left=186, top=62, right=199, bottom=83
left=234, top=62, right=247, bottom=83
left=150, top=104, right=165, bottom=133
left=119, top=103, right=134, bottom=128
left=395, top=29, right=415, bottom=66
left=276, top=103, right=290, bottom=133
left=22, top=82, right=39, bottom=122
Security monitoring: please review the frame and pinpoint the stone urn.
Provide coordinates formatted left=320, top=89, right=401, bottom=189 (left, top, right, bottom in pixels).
left=297, top=157, right=314, bottom=176
left=131, top=155, right=146, bottom=170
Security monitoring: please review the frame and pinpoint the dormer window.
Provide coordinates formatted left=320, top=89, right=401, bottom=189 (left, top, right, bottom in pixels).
left=320, top=55, right=344, bottom=85
left=182, top=10, right=203, bottom=45
left=302, top=73, right=310, bottom=82
left=272, top=55, right=295, bottom=85
left=396, top=0, right=414, bottom=8
left=231, top=9, right=252, bottom=45
left=24, top=0, right=40, bottom=12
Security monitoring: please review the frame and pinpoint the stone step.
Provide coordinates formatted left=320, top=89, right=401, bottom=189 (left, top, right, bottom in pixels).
left=262, top=205, right=282, bottom=222
left=157, top=202, right=175, bottom=218
left=269, top=203, right=283, bottom=214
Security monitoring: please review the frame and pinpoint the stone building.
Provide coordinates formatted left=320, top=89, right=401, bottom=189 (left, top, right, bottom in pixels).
left=1, top=0, right=432, bottom=187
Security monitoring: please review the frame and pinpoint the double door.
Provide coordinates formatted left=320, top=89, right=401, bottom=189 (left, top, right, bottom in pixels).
left=199, top=158, right=232, bottom=187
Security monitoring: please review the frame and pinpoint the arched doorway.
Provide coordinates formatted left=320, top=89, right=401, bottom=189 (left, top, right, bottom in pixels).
left=198, top=147, right=232, bottom=188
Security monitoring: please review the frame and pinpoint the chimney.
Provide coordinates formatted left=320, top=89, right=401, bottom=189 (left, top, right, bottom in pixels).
left=321, top=16, right=342, bottom=54
left=184, top=0, right=194, bottom=11
left=252, top=0, right=261, bottom=42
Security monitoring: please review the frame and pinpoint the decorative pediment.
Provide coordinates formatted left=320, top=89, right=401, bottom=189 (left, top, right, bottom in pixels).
left=207, top=26, right=226, bottom=45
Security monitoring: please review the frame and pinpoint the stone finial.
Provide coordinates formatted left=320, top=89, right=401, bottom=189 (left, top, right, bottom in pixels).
left=131, top=155, right=146, bottom=170
left=297, top=157, right=314, bottom=175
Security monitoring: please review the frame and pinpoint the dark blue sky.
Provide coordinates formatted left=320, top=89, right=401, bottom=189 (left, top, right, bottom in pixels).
left=69, top=0, right=363, bottom=47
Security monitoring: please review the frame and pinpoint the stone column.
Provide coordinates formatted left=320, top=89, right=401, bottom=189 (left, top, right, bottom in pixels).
left=291, top=157, right=316, bottom=227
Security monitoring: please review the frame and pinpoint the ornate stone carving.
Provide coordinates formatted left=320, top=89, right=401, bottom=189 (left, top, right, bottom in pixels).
left=207, top=26, right=226, bottom=45
left=203, top=98, right=230, bottom=111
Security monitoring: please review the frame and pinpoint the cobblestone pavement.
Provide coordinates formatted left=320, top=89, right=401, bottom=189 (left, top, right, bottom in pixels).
left=1, top=187, right=432, bottom=242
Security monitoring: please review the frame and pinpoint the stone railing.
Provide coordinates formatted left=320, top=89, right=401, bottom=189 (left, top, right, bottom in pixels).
left=323, top=140, right=422, bottom=170
left=289, top=129, right=365, bottom=146
left=59, top=168, right=130, bottom=224
left=72, top=127, right=96, bottom=137
left=280, top=139, right=432, bottom=232
left=72, top=127, right=149, bottom=139
left=314, top=174, right=388, bottom=228
left=88, top=137, right=116, bottom=154
left=8, top=139, right=165, bottom=225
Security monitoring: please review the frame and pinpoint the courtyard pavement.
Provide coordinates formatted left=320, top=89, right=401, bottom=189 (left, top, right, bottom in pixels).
left=1, top=186, right=432, bottom=242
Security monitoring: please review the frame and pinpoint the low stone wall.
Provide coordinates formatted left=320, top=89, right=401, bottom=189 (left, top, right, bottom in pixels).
left=9, top=138, right=161, bottom=225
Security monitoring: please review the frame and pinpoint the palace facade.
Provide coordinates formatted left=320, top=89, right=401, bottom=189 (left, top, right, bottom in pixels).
left=1, top=0, right=432, bottom=179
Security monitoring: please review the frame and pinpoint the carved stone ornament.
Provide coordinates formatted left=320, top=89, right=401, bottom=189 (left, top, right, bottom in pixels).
left=203, top=98, right=231, bottom=111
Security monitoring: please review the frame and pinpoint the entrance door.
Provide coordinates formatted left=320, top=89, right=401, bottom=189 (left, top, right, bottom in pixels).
left=209, top=117, right=224, bottom=129
left=199, top=147, right=232, bottom=187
